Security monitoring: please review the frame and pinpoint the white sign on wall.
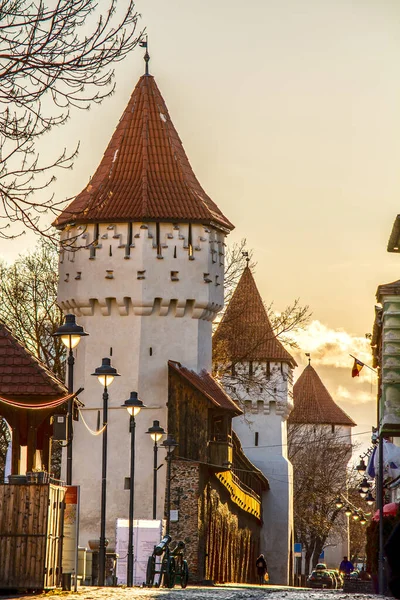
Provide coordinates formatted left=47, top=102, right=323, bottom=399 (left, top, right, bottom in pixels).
left=115, top=519, right=163, bottom=586
left=62, top=486, right=80, bottom=574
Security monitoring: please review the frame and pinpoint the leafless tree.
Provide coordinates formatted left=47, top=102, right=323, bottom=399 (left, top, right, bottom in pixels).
left=0, top=238, right=65, bottom=377
left=0, top=0, right=142, bottom=239
left=288, top=423, right=359, bottom=574
left=0, top=239, right=65, bottom=476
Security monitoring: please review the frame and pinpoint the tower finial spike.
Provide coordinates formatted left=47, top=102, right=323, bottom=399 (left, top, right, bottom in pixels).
left=242, top=251, right=250, bottom=265
left=139, top=35, right=150, bottom=75
left=305, top=352, right=311, bottom=365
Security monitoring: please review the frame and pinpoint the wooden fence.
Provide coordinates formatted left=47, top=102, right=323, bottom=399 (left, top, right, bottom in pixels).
left=0, top=483, right=65, bottom=590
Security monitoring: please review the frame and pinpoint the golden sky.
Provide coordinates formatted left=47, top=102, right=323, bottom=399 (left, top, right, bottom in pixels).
left=1, top=0, right=399, bottom=454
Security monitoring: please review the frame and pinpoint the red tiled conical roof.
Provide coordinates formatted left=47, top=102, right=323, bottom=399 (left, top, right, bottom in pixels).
left=168, top=360, right=242, bottom=415
left=0, top=321, right=66, bottom=397
left=54, top=75, right=233, bottom=231
left=213, top=266, right=296, bottom=366
left=289, top=364, right=356, bottom=426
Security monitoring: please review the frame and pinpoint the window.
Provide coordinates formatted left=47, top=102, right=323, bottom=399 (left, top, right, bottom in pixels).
left=156, top=222, right=162, bottom=257
left=188, top=223, right=193, bottom=258
left=90, top=223, right=100, bottom=258
left=255, top=432, right=259, bottom=447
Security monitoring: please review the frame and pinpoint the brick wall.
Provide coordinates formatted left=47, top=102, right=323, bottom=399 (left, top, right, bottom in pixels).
left=167, top=459, right=260, bottom=583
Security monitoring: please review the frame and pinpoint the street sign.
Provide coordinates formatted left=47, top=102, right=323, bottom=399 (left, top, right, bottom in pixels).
left=294, top=542, right=302, bottom=557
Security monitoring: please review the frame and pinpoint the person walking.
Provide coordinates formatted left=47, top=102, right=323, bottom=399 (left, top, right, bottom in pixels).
left=339, top=556, right=354, bottom=576
left=256, top=553, right=268, bottom=585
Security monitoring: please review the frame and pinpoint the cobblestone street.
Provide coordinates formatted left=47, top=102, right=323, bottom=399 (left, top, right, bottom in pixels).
left=5, top=585, right=391, bottom=600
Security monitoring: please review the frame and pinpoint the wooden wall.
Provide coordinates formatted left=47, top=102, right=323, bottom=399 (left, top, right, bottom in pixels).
left=0, top=484, right=65, bottom=590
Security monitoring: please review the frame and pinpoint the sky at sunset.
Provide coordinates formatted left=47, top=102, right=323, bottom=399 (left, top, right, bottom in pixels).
left=1, top=0, right=400, bottom=455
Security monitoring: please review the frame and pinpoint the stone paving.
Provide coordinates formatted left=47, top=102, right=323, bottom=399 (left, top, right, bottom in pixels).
left=5, top=585, right=392, bottom=600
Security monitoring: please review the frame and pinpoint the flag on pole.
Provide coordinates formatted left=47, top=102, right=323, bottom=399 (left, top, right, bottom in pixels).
left=139, top=39, right=148, bottom=48
left=352, top=358, right=364, bottom=377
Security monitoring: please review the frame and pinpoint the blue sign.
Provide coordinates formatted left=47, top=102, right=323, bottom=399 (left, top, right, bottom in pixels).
left=319, top=551, right=325, bottom=560
left=294, top=543, right=302, bottom=556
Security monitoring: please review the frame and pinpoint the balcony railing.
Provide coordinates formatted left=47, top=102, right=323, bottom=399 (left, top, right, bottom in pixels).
left=208, top=434, right=233, bottom=470
left=215, top=470, right=262, bottom=520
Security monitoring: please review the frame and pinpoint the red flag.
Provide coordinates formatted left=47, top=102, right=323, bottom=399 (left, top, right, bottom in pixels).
left=352, top=358, right=364, bottom=377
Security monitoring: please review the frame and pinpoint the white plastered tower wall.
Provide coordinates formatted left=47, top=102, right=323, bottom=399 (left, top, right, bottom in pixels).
left=221, top=360, right=294, bottom=585
left=288, top=421, right=352, bottom=571
left=57, top=220, right=226, bottom=546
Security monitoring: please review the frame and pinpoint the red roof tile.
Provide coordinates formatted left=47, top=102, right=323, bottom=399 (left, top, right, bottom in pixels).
left=213, top=266, right=296, bottom=365
left=0, top=321, right=67, bottom=398
left=54, top=75, right=233, bottom=231
left=168, top=360, right=242, bottom=416
left=289, top=364, right=356, bottom=426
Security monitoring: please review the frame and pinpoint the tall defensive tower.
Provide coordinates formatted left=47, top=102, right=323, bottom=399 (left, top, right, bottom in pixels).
left=54, top=70, right=234, bottom=544
left=213, top=266, right=297, bottom=584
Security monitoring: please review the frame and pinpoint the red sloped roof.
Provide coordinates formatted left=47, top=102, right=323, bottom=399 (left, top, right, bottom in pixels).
left=168, top=360, right=242, bottom=415
left=0, top=321, right=67, bottom=397
left=213, top=266, right=296, bottom=365
left=54, top=75, right=233, bottom=231
left=289, top=364, right=356, bottom=426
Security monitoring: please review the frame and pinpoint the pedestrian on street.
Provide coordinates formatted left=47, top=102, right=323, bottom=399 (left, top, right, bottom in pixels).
left=339, top=556, right=354, bottom=576
left=256, top=553, right=268, bottom=585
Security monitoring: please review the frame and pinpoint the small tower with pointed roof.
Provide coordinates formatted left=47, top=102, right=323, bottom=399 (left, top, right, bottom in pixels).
left=213, top=265, right=297, bottom=585
left=289, top=362, right=356, bottom=569
left=55, top=66, right=234, bottom=545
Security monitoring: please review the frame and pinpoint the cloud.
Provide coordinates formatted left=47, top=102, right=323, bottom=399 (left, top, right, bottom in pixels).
left=286, top=319, right=377, bottom=457
left=291, top=319, right=372, bottom=376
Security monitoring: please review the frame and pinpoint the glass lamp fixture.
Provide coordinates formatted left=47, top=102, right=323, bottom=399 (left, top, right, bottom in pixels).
left=146, top=420, right=166, bottom=442
left=122, top=391, right=146, bottom=416
left=352, top=511, right=360, bottom=521
left=356, top=457, right=367, bottom=473
left=365, top=491, right=375, bottom=506
left=360, top=515, right=367, bottom=525
left=359, top=488, right=367, bottom=499
left=54, top=313, right=88, bottom=349
left=344, top=506, right=352, bottom=517
left=162, top=434, right=179, bottom=453
left=92, top=357, right=120, bottom=387
left=360, top=478, right=370, bottom=493
left=335, top=497, right=344, bottom=509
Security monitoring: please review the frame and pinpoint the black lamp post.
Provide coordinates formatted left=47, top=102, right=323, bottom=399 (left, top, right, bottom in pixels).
left=92, top=357, right=120, bottom=587
left=162, top=434, right=178, bottom=535
left=121, top=391, right=146, bottom=588
left=53, top=313, right=88, bottom=485
left=146, top=420, right=166, bottom=519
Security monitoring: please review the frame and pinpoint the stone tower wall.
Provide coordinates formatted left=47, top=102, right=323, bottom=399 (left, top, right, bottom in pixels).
left=57, top=220, right=226, bottom=547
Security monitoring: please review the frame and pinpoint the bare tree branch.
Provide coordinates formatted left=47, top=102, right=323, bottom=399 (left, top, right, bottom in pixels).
left=0, top=0, right=143, bottom=238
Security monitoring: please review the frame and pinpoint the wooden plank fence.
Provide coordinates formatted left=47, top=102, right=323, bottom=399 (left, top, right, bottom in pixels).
left=0, top=483, right=65, bottom=590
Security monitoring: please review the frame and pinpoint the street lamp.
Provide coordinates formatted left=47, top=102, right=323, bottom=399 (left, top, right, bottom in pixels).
left=92, top=357, right=120, bottom=587
left=365, top=491, right=375, bottom=506
left=356, top=457, right=367, bottom=473
left=335, top=496, right=344, bottom=509
left=360, top=477, right=370, bottom=493
left=162, top=434, right=178, bottom=535
left=344, top=506, right=352, bottom=517
left=146, top=420, right=166, bottom=519
left=53, top=313, right=88, bottom=485
left=121, top=391, right=146, bottom=587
